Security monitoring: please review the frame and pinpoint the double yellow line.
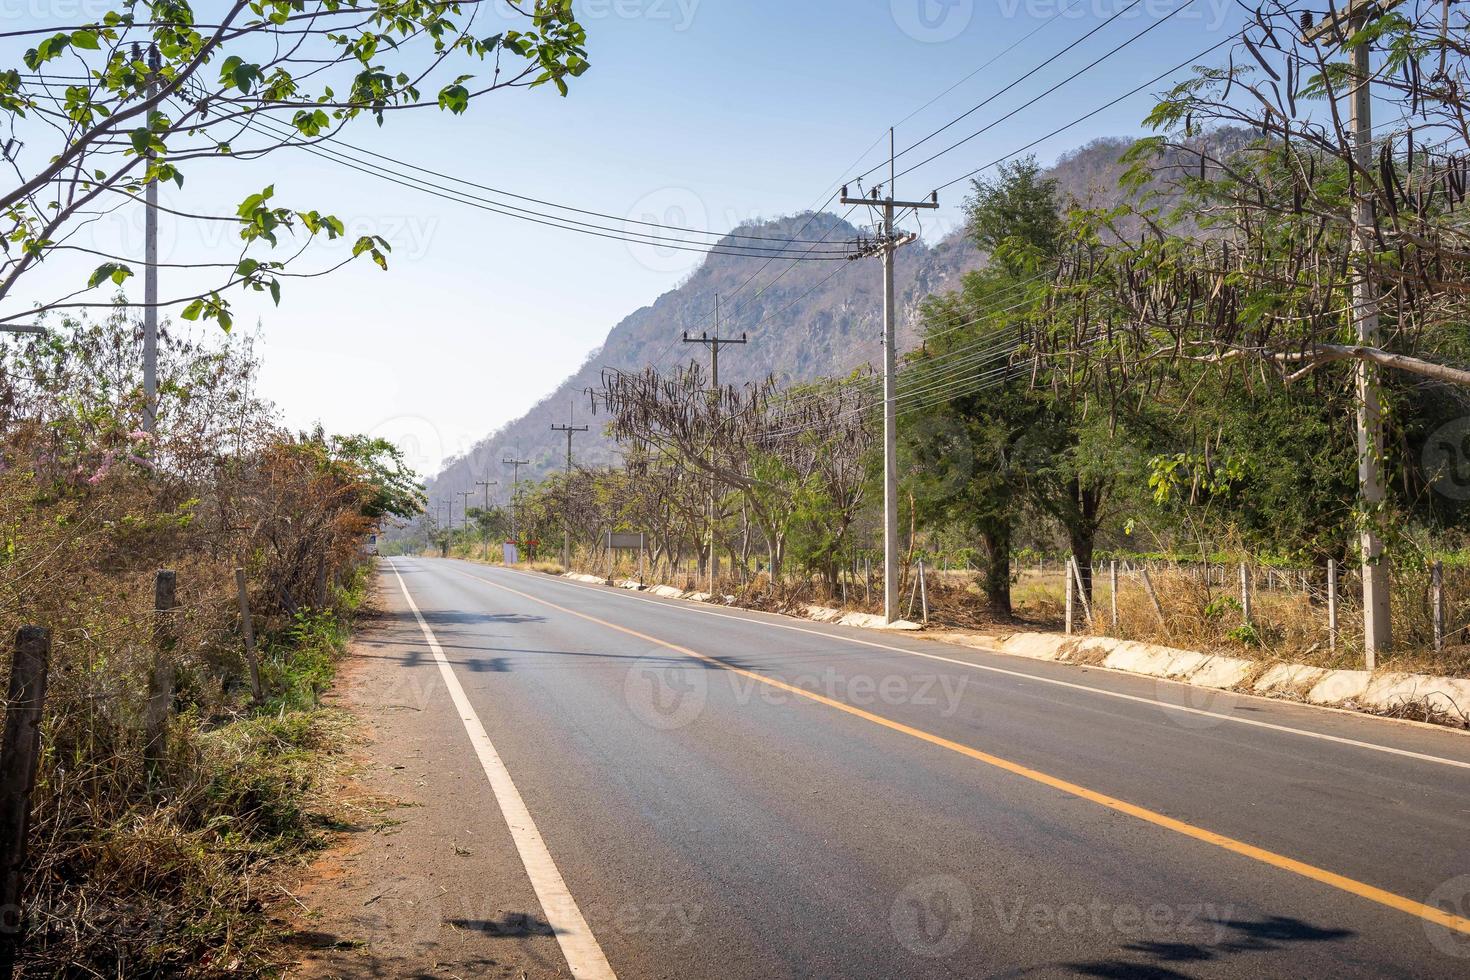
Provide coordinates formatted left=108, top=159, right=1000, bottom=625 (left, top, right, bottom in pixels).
left=440, top=562, right=1470, bottom=941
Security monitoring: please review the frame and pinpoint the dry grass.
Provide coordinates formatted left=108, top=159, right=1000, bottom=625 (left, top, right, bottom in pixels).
left=572, top=551, right=1470, bottom=678
left=1, top=321, right=385, bottom=976
left=1009, top=565, right=1470, bottom=678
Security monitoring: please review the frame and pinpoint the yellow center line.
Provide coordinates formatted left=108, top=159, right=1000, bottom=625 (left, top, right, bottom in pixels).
left=434, top=561, right=1470, bottom=938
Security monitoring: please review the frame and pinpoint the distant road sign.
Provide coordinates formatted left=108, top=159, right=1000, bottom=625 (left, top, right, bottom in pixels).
left=606, top=532, right=645, bottom=550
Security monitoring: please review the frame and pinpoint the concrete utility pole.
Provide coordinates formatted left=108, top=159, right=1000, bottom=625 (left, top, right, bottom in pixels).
left=476, top=479, right=498, bottom=560
left=551, top=422, right=588, bottom=571
left=503, top=457, right=530, bottom=540
left=841, top=129, right=939, bottom=623
left=683, top=296, right=748, bottom=593
left=1306, top=0, right=1394, bottom=664
left=141, top=43, right=161, bottom=433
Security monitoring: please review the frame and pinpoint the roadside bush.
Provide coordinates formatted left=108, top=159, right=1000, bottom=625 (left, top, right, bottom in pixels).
left=0, top=309, right=419, bottom=975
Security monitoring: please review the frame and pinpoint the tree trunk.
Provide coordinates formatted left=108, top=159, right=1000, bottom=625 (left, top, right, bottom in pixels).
left=980, top=521, right=1013, bottom=616
left=1065, top=478, right=1103, bottom=602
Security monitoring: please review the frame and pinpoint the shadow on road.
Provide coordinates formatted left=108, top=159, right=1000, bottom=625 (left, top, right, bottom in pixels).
left=446, top=913, right=557, bottom=937
left=1061, top=914, right=1354, bottom=978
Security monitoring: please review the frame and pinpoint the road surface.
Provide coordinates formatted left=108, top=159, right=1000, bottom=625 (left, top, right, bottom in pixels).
left=342, top=556, right=1470, bottom=978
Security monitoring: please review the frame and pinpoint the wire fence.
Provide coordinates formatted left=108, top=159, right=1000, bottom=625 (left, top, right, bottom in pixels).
left=1038, top=556, right=1470, bottom=674
left=560, top=537, right=1470, bottom=674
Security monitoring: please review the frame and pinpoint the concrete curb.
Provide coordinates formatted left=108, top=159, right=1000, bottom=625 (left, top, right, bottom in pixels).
left=559, top=574, right=920, bottom=630
left=564, top=573, right=605, bottom=585
left=976, top=632, right=1470, bottom=727
left=554, top=572, right=1468, bottom=729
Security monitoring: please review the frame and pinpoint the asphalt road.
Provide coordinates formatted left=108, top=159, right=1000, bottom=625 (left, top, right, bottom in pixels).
left=375, top=556, right=1470, bottom=978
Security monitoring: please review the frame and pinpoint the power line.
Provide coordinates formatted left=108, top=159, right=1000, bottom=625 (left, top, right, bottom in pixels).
left=892, top=0, right=1201, bottom=187
left=851, top=0, right=1148, bottom=187
left=929, top=29, right=1242, bottom=194
left=890, top=0, right=1094, bottom=133
left=732, top=6, right=1201, bottom=399
left=761, top=282, right=1048, bottom=415
left=676, top=3, right=1113, bottom=341
left=761, top=335, right=1027, bottom=440
left=731, top=268, right=1054, bottom=421
left=239, top=113, right=856, bottom=260
left=244, top=113, right=858, bottom=247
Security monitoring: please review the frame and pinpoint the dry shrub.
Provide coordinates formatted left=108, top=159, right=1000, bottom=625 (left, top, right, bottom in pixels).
left=0, top=311, right=397, bottom=975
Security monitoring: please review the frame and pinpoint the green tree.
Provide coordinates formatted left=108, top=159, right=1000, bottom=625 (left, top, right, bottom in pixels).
left=1, top=2, right=588, bottom=330
left=328, top=434, right=426, bottom=521
left=964, top=156, right=1065, bottom=276
left=906, top=153, right=1141, bottom=610
left=905, top=280, right=1043, bottom=614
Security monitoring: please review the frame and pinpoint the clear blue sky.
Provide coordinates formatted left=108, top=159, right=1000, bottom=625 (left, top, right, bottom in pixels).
left=8, top=0, right=1250, bottom=475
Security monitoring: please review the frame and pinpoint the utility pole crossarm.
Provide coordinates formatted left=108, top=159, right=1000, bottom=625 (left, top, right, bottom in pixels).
left=1301, top=0, right=1402, bottom=43
left=838, top=193, right=940, bottom=210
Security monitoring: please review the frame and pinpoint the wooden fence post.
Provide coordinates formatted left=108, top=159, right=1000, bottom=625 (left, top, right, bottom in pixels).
left=1432, top=560, right=1445, bottom=654
left=235, top=568, right=263, bottom=702
left=1110, top=559, right=1119, bottom=632
left=1139, top=566, right=1166, bottom=630
left=917, top=559, right=929, bottom=626
left=1070, top=557, right=1094, bottom=629
left=145, top=570, right=177, bottom=766
left=1327, top=558, right=1338, bottom=651
left=1240, top=563, right=1253, bottom=625
left=1064, top=557, right=1075, bottom=635
left=0, top=626, right=49, bottom=978
left=865, top=555, right=872, bottom=605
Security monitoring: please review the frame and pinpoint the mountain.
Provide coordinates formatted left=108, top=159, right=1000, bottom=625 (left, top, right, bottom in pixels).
left=419, top=130, right=1250, bottom=513
left=423, top=210, right=983, bottom=507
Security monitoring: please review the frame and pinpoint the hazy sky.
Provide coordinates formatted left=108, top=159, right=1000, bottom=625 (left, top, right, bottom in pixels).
left=8, top=0, right=1249, bottom=475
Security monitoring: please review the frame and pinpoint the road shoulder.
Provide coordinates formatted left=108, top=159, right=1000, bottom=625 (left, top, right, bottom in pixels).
left=284, top=577, right=571, bottom=979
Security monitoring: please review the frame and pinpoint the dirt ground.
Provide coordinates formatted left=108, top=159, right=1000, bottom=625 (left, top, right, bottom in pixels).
left=279, top=584, right=570, bottom=979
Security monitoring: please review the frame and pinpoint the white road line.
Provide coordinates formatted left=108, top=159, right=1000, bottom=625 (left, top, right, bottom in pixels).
left=386, top=560, right=616, bottom=980
left=447, top=561, right=1470, bottom=773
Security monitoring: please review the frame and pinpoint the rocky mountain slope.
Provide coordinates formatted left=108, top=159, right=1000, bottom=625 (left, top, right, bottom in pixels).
left=421, top=131, right=1246, bottom=510
left=426, top=210, right=982, bottom=503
